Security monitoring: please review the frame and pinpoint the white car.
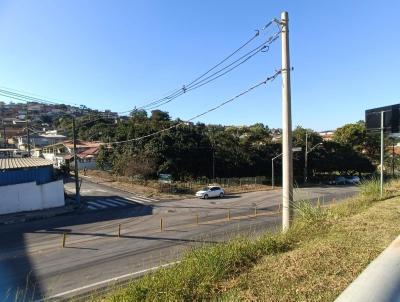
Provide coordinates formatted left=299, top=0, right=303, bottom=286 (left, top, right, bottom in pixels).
left=195, top=186, right=224, bottom=199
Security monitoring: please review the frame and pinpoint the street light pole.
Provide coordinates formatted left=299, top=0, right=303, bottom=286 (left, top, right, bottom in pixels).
left=380, top=111, right=384, bottom=198
left=212, top=147, right=215, bottom=181
left=304, top=131, right=308, bottom=183
left=392, top=139, right=395, bottom=177
left=272, top=153, right=283, bottom=189
left=304, top=142, right=323, bottom=184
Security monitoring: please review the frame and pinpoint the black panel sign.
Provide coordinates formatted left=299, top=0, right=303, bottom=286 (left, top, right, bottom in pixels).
left=365, top=104, right=400, bottom=133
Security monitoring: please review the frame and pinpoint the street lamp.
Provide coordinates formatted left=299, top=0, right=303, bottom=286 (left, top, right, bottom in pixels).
left=272, top=147, right=302, bottom=189
left=304, top=139, right=323, bottom=184
left=271, top=153, right=282, bottom=189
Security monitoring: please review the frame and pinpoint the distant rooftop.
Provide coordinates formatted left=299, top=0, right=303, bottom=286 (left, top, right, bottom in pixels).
left=0, top=158, right=53, bottom=170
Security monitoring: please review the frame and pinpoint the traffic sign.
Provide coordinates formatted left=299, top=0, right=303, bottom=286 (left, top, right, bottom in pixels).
left=366, top=104, right=400, bottom=134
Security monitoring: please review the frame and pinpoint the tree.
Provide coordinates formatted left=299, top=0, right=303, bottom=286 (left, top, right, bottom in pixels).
left=96, top=145, right=113, bottom=170
left=151, top=110, right=170, bottom=121
left=333, top=121, right=366, bottom=153
left=292, top=126, right=322, bottom=147
left=130, top=109, right=148, bottom=121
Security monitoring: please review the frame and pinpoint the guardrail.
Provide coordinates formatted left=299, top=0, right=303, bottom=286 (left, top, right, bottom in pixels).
left=335, top=235, right=400, bottom=302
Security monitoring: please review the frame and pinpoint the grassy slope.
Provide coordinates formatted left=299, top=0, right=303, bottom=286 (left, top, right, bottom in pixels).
left=97, top=180, right=400, bottom=302
left=221, top=196, right=400, bottom=301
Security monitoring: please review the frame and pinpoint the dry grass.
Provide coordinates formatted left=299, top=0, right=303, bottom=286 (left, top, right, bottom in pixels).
left=92, top=179, right=400, bottom=302
left=82, top=170, right=272, bottom=200
left=220, top=195, right=400, bottom=301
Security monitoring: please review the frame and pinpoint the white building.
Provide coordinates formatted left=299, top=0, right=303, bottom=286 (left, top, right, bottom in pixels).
left=43, top=140, right=101, bottom=169
left=17, top=130, right=67, bottom=150
left=0, top=158, right=65, bottom=215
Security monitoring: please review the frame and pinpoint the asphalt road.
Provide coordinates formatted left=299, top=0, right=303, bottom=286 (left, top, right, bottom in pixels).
left=0, top=180, right=358, bottom=301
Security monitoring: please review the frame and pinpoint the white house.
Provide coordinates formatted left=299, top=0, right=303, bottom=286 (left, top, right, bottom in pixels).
left=17, top=130, right=67, bottom=150
left=43, top=140, right=101, bottom=169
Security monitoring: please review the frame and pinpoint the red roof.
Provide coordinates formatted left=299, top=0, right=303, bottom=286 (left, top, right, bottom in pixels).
left=78, top=147, right=99, bottom=158
left=64, top=147, right=99, bottom=160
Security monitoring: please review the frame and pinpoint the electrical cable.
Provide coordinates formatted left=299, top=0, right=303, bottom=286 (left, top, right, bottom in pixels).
left=103, top=70, right=281, bottom=145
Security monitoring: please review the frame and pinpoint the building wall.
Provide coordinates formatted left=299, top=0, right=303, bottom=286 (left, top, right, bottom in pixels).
left=0, top=165, right=54, bottom=186
left=0, top=180, right=65, bottom=215
left=70, top=159, right=97, bottom=170
left=43, top=153, right=66, bottom=168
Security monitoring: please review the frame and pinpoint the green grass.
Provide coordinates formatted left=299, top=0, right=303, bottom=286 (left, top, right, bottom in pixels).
left=96, top=179, right=400, bottom=302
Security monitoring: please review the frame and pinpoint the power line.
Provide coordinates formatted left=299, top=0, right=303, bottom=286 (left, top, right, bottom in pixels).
left=118, top=18, right=280, bottom=114
left=142, top=34, right=280, bottom=111
left=103, top=70, right=281, bottom=146
left=0, top=90, right=113, bottom=126
left=135, top=29, right=281, bottom=111
left=0, top=86, right=80, bottom=107
left=0, top=90, right=60, bottom=106
left=0, top=17, right=281, bottom=130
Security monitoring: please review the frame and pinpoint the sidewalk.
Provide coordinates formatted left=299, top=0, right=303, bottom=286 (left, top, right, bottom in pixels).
left=0, top=199, right=78, bottom=225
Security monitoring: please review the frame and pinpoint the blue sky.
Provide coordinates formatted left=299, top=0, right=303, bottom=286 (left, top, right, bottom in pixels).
left=0, top=0, right=399, bottom=131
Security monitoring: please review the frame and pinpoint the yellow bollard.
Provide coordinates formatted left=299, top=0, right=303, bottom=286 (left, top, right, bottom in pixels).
left=160, top=218, right=163, bottom=232
left=254, top=207, right=257, bottom=217
left=228, top=209, right=231, bottom=221
left=118, top=224, right=121, bottom=238
left=196, top=214, right=199, bottom=225
left=62, top=233, right=66, bottom=248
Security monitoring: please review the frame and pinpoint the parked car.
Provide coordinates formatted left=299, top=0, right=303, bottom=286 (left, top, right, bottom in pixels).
left=334, top=176, right=346, bottom=185
left=195, top=186, right=224, bottom=199
left=345, top=176, right=361, bottom=185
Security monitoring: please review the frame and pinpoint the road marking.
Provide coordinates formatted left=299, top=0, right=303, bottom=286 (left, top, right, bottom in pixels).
left=130, top=195, right=157, bottom=203
left=37, top=261, right=180, bottom=301
left=87, top=201, right=107, bottom=209
left=124, top=197, right=146, bottom=204
left=86, top=202, right=105, bottom=210
left=94, top=200, right=120, bottom=208
left=105, top=198, right=129, bottom=206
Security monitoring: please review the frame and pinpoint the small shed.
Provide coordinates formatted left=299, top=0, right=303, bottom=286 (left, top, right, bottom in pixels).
left=0, top=158, right=54, bottom=186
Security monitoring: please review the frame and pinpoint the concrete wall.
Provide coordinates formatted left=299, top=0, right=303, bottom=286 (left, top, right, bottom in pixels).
left=0, top=180, right=65, bottom=215
left=43, top=153, right=65, bottom=168
left=71, top=160, right=97, bottom=170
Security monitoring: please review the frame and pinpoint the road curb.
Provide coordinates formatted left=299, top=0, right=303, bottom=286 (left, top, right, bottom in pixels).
left=0, top=204, right=79, bottom=226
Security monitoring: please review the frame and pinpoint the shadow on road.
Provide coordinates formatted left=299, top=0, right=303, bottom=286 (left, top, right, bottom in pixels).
left=0, top=196, right=154, bottom=301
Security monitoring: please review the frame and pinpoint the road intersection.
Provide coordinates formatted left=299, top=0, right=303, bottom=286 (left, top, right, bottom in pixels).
left=0, top=180, right=358, bottom=301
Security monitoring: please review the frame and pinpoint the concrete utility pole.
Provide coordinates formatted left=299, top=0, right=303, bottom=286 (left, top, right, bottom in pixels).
left=281, top=11, right=293, bottom=231
left=380, top=111, right=384, bottom=198
left=26, top=103, right=31, bottom=157
left=2, top=120, right=6, bottom=148
left=304, top=131, right=308, bottom=183
left=72, top=117, right=80, bottom=205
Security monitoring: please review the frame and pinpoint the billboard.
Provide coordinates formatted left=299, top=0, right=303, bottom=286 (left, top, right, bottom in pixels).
left=365, top=104, right=400, bottom=134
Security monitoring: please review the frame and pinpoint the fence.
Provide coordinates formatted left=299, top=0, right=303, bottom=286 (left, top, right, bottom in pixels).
left=158, top=176, right=272, bottom=193
left=193, top=176, right=269, bottom=186
left=89, top=172, right=273, bottom=193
